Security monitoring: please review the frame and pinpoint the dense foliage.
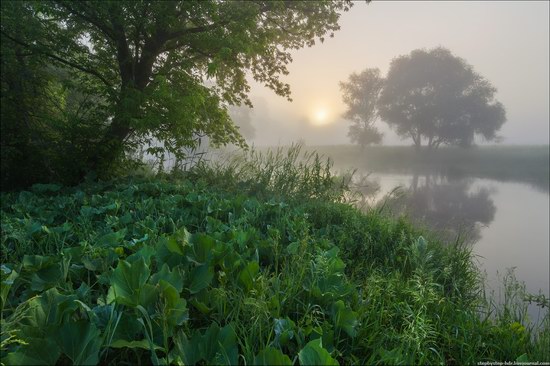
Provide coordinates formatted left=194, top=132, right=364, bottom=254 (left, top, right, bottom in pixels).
left=1, top=149, right=548, bottom=365
left=1, top=0, right=352, bottom=189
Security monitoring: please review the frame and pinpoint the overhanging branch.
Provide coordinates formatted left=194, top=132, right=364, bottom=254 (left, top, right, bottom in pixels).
left=1, top=30, right=114, bottom=89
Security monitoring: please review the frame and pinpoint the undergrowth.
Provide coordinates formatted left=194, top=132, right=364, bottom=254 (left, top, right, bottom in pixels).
left=0, top=145, right=548, bottom=365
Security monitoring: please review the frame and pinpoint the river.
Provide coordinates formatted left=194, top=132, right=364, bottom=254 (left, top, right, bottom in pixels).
left=350, top=170, right=549, bottom=326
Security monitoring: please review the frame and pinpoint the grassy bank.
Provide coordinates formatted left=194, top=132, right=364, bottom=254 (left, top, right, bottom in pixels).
left=1, top=147, right=548, bottom=365
left=303, top=145, right=549, bottom=192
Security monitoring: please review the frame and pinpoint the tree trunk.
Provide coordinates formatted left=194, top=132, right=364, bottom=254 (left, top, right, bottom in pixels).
left=87, top=21, right=162, bottom=176
left=411, top=173, right=419, bottom=192
left=411, top=131, right=422, bottom=151
left=88, top=84, right=140, bottom=174
left=87, top=8, right=140, bottom=174
left=88, top=51, right=159, bottom=175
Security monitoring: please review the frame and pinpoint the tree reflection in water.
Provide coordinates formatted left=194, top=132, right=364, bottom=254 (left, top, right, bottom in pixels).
left=361, top=173, right=497, bottom=245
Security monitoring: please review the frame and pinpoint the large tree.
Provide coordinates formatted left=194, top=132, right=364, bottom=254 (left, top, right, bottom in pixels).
left=340, top=68, right=384, bottom=148
left=377, top=47, right=506, bottom=149
left=1, top=1, right=352, bottom=182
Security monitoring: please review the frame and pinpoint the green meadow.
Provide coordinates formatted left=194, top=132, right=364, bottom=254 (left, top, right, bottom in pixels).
left=1, top=147, right=548, bottom=365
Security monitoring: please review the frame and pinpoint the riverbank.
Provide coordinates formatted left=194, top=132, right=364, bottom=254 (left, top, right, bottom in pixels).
left=1, top=147, right=548, bottom=364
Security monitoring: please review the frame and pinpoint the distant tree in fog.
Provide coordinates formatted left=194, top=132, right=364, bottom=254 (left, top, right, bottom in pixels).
left=228, top=105, right=255, bottom=140
left=340, top=68, right=384, bottom=149
left=377, top=47, right=506, bottom=149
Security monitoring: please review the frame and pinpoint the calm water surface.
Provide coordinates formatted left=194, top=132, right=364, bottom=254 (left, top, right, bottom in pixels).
left=352, top=171, right=549, bottom=323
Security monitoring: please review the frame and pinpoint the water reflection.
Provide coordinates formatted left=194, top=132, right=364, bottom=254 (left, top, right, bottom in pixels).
left=361, top=172, right=497, bottom=245
left=348, top=168, right=549, bottom=327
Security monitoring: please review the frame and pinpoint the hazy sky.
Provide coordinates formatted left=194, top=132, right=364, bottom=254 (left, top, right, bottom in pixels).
left=244, top=1, right=549, bottom=146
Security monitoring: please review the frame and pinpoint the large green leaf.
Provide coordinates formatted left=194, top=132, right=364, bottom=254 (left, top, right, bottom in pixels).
left=22, top=255, right=56, bottom=271
left=96, top=229, right=127, bottom=247
left=172, top=323, right=238, bottom=366
left=173, top=331, right=202, bottom=366
left=298, top=339, right=339, bottom=366
left=201, top=323, right=238, bottom=365
left=237, top=261, right=259, bottom=292
left=126, top=244, right=156, bottom=266
left=221, top=250, right=243, bottom=273
left=21, top=288, right=78, bottom=330
left=285, top=241, right=301, bottom=255
left=165, top=228, right=191, bottom=256
left=254, top=347, right=292, bottom=365
left=110, top=257, right=151, bottom=307
left=150, top=263, right=184, bottom=292
left=2, top=337, right=60, bottom=365
left=311, top=273, right=352, bottom=303
left=30, top=263, right=64, bottom=291
left=190, top=233, right=216, bottom=264
left=110, top=312, right=143, bottom=342
left=188, top=264, right=213, bottom=294
left=330, top=300, right=358, bottom=337
left=22, top=254, right=64, bottom=291
left=155, top=236, right=186, bottom=269
left=307, top=247, right=352, bottom=302
left=159, top=280, right=188, bottom=327
left=139, top=283, right=160, bottom=310
left=1, top=265, right=18, bottom=308
left=516, top=353, right=529, bottom=362
left=53, top=320, right=102, bottom=365
left=323, top=247, right=340, bottom=260
left=273, top=318, right=296, bottom=347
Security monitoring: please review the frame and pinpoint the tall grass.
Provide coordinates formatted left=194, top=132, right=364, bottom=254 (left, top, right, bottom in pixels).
left=186, top=143, right=355, bottom=202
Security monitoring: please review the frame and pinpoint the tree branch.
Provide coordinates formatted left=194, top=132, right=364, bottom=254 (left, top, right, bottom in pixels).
left=108, top=8, right=133, bottom=84
left=1, top=30, right=114, bottom=89
left=55, top=1, right=117, bottom=41
left=163, top=20, right=230, bottom=42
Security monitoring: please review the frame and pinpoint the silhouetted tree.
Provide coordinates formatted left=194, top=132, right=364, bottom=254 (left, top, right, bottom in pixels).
left=340, top=68, right=383, bottom=149
left=377, top=47, right=506, bottom=149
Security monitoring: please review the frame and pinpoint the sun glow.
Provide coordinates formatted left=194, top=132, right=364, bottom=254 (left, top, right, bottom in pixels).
left=312, top=108, right=330, bottom=125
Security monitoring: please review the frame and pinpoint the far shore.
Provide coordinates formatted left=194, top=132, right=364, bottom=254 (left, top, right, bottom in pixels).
left=245, top=144, right=549, bottom=192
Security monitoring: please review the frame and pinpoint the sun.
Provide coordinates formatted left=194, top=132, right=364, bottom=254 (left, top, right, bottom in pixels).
left=312, top=108, right=329, bottom=125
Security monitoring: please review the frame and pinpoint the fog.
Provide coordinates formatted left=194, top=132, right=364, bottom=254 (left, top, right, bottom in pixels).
left=243, top=1, right=549, bottom=146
